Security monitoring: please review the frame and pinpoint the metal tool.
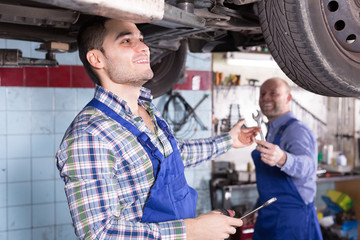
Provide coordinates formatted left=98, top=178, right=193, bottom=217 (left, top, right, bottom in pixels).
left=239, top=197, right=277, bottom=219
left=252, top=110, right=265, bottom=141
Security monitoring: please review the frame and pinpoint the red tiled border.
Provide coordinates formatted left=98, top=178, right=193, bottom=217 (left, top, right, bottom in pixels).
left=0, top=67, right=25, bottom=86
left=0, top=65, right=94, bottom=88
left=25, top=67, right=48, bottom=87
left=49, top=65, right=71, bottom=88
left=0, top=66, right=211, bottom=90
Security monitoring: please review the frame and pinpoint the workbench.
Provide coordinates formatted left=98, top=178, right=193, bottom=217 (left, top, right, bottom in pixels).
left=212, top=173, right=360, bottom=238
left=216, top=172, right=360, bottom=209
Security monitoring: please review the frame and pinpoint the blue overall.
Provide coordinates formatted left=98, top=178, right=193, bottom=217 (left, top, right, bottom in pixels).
left=251, top=118, right=322, bottom=240
left=87, top=98, right=197, bottom=223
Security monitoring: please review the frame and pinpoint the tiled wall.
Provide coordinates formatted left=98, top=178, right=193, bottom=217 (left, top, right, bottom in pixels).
left=0, top=86, right=94, bottom=240
left=0, top=39, right=214, bottom=239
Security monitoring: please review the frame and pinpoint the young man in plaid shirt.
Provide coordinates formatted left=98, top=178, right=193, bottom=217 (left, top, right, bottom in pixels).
left=56, top=17, right=259, bottom=240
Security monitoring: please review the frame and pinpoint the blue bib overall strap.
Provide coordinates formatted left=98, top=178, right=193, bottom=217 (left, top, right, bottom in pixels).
left=251, top=118, right=322, bottom=240
left=87, top=98, right=197, bottom=223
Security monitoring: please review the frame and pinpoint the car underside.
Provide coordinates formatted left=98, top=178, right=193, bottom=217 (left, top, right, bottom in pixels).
left=0, top=0, right=359, bottom=97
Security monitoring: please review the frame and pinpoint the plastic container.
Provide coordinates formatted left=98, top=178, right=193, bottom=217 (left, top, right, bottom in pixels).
left=321, top=143, right=328, bottom=164
left=322, top=190, right=354, bottom=212
left=327, top=144, right=333, bottom=165
left=337, top=153, right=347, bottom=166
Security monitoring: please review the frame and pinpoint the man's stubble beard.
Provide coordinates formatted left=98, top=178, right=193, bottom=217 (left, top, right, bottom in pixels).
left=106, top=57, right=154, bottom=87
left=260, top=105, right=277, bottom=120
left=111, top=70, right=153, bottom=87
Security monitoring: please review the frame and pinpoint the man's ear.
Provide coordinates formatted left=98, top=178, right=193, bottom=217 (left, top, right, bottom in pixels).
left=86, top=50, right=104, bottom=69
left=287, top=93, right=293, bottom=103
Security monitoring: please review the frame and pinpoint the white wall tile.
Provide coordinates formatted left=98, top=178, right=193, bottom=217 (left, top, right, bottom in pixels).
left=77, top=88, right=94, bottom=110
left=56, top=202, right=72, bottom=225
left=7, top=111, right=32, bottom=135
left=31, top=111, right=54, bottom=134
left=30, top=42, right=46, bottom=59
left=32, top=157, right=55, bottom=181
left=31, top=88, right=54, bottom=111
left=8, top=229, right=31, bottom=240
left=31, top=134, right=55, bottom=158
left=6, top=88, right=32, bottom=111
left=0, top=207, right=7, bottom=231
left=56, top=51, right=82, bottom=65
left=0, top=88, right=6, bottom=111
left=8, top=205, right=31, bottom=230
left=8, top=159, right=31, bottom=182
left=56, top=224, right=78, bottom=240
left=0, top=184, right=6, bottom=208
left=7, top=182, right=31, bottom=206
left=32, top=180, right=55, bottom=204
left=0, top=232, right=7, bottom=240
left=0, top=160, right=6, bottom=183
left=32, top=226, right=55, bottom=240
left=33, top=203, right=55, bottom=227
left=55, top=111, right=77, bottom=134
left=55, top=179, right=66, bottom=202
left=55, top=88, right=77, bottom=110
left=185, top=52, right=212, bottom=71
left=0, top=111, right=6, bottom=135
left=0, top=136, right=6, bottom=159
left=5, top=40, right=32, bottom=57
left=7, top=135, right=31, bottom=159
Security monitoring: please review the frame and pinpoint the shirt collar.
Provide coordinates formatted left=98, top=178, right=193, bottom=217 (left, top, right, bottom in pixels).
left=268, top=111, right=295, bottom=130
left=139, top=87, right=153, bottom=102
left=93, top=85, right=153, bottom=114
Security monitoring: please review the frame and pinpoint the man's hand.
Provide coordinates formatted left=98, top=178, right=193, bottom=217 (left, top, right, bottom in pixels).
left=184, top=211, right=243, bottom=240
left=255, top=140, right=287, bottom=167
left=229, top=120, right=260, bottom=148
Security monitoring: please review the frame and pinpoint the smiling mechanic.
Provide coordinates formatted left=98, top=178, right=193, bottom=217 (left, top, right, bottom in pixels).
left=55, top=16, right=260, bottom=240
left=252, top=77, right=323, bottom=240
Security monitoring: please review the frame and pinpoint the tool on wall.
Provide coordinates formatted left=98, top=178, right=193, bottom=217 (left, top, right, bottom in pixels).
left=217, top=104, right=246, bottom=133
left=162, top=91, right=209, bottom=137
left=215, top=71, right=223, bottom=85
left=229, top=104, right=243, bottom=128
left=215, top=71, right=241, bottom=86
left=247, top=78, right=259, bottom=86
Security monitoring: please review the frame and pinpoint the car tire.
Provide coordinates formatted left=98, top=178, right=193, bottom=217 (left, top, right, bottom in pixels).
left=257, top=0, right=360, bottom=97
left=144, top=41, right=188, bottom=98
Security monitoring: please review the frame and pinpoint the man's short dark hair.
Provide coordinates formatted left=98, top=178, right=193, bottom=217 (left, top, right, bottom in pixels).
left=77, top=16, right=109, bottom=85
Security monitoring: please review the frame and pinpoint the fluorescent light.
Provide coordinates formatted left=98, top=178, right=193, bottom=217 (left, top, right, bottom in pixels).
left=226, top=58, right=279, bottom=68
left=225, top=52, right=279, bottom=68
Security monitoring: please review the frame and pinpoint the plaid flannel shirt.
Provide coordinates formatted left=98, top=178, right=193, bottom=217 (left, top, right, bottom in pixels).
left=56, top=85, right=232, bottom=239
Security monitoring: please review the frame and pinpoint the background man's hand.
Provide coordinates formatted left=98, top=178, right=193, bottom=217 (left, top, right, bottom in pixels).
left=184, top=211, right=243, bottom=240
left=229, top=120, right=260, bottom=148
left=255, top=140, right=287, bottom=167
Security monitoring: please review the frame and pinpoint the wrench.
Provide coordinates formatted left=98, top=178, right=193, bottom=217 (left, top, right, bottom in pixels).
left=252, top=110, right=265, bottom=141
